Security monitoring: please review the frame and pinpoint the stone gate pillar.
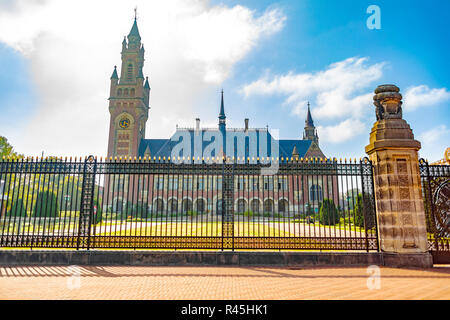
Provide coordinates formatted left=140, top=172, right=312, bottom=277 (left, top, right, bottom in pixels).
left=365, top=84, right=432, bottom=267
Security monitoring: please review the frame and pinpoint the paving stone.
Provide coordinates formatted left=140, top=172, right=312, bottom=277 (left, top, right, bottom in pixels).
left=0, top=265, right=448, bottom=300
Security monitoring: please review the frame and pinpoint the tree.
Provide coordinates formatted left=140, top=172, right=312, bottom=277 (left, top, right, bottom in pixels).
left=7, top=198, right=28, bottom=217
left=0, top=136, right=22, bottom=158
left=319, top=199, right=340, bottom=225
left=33, top=190, right=60, bottom=217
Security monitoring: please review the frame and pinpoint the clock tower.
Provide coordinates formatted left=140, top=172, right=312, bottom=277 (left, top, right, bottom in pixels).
left=107, top=15, right=150, bottom=158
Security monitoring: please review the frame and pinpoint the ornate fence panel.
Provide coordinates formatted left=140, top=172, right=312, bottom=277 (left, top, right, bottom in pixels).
left=0, top=156, right=378, bottom=251
left=419, top=159, right=450, bottom=263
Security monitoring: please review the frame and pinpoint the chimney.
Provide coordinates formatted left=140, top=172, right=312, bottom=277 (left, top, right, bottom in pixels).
left=244, top=118, right=249, bottom=132
left=196, top=118, right=200, bottom=134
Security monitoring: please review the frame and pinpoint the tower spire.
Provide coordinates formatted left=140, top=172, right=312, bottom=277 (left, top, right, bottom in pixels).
left=219, top=89, right=226, bottom=131
left=305, top=101, right=314, bottom=127
left=219, top=89, right=226, bottom=120
left=303, top=101, right=319, bottom=144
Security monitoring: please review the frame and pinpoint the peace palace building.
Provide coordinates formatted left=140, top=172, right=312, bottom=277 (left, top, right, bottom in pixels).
left=106, top=18, right=334, bottom=214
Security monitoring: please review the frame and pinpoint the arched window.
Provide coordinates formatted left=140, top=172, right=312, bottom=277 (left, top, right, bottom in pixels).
left=196, top=199, right=205, bottom=213
left=310, top=185, right=323, bottom=202
left=278, top=199, right=289, bottom=213
left=127, top=64, right=133, bottom=80
left=130, top=88, right=135, bottom=97
left=182, top=199, right=193, bottom=213
left=168, top=199, right=178, bottom=213
left=264, top=199, right=274, bottom=213
left=251, top=199, right=260, bottom=213
left=117, top=89, right=122, bottom=96
left=237, top=199, right=247, bottom=213
left=155, top=199, right=164, bottom=213
left=124, top=89, right=129, bottom=96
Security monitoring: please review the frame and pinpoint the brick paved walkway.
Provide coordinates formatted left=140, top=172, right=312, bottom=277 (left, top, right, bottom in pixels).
left=0, top=265, right=449, bottom=300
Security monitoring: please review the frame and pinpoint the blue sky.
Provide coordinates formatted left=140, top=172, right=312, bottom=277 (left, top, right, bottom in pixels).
left=0, top=0, right=449, bottom=160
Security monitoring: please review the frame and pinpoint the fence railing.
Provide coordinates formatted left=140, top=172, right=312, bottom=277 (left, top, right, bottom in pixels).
left=419, top=159, right=450, bottom=261
left=0, top=156, right=379, bottom=251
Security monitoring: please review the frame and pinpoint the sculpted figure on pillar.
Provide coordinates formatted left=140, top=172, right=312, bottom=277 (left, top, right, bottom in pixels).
left=373, top=84, right=403, bottom=120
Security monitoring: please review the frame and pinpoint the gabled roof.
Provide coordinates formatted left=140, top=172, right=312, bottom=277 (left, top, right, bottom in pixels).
left=279, top=140, right=312, bottom=159
left=138, top=139, right=171, bottom=158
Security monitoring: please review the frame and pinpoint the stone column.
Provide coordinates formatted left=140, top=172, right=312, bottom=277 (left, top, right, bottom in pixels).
left=365, top=85, right=430, bottom=265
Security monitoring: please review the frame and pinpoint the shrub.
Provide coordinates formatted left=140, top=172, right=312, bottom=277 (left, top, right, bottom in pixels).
left=7, top=198, right=27, bottom=217
left=243, top=211, right=253, bottom=217
left=33, top=190, right=59, bottom=217
left=354, top=194, right=376, bottom=229
left=187, top=211, right=198, bottom=217
left=318, top=199, right=339, bottom=225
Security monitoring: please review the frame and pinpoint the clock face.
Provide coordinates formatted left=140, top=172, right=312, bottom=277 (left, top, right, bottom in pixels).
left=119, top=118, right=130, bottom=129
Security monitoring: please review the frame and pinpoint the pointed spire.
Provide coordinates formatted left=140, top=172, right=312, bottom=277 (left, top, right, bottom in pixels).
left=111, top=66, right=118, bottom=80
left=219, top=89, right=226, bottom=120
left=144, top=77, right=150, bottom=90
left=305, top=102, right=314, bottom=127
left=292, top=145, right=299, bottom=157
left=303, top=101, right=319, bottom=144
left=128, top=16, right=141, bottom=40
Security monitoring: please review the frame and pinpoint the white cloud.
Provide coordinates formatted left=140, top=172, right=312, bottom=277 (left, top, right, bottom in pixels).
left=419, top=125, right=450, bottom=145
left=403, top=85, right=450, bottom=111
left=0, top=0, right=286, bottom=156
left=317, top=119, right=366, bottom=144
left=418, top=125, right=450, bottom=162
left=242, top=57, right=385, bottom=143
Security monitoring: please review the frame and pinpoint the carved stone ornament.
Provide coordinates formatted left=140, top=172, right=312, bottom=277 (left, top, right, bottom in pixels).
left=373, top=84, right=403, bottom=120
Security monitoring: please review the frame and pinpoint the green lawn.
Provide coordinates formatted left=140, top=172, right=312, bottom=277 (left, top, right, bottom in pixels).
left=95, top=221, right=292, bottom=237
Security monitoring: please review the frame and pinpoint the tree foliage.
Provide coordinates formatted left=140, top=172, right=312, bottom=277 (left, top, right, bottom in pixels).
left=33, top=190, right=60, bottom=217
left=7, top=198, right=28, bottom=217
left=0, top=136, right=22, bottom=158
left=319, top=199, right=340, bottom=225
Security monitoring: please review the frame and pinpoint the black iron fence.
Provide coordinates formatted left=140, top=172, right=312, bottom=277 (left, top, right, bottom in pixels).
left=0, top=156, right=378, bottom=251
left=419, top=159, right=450, bottom=263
